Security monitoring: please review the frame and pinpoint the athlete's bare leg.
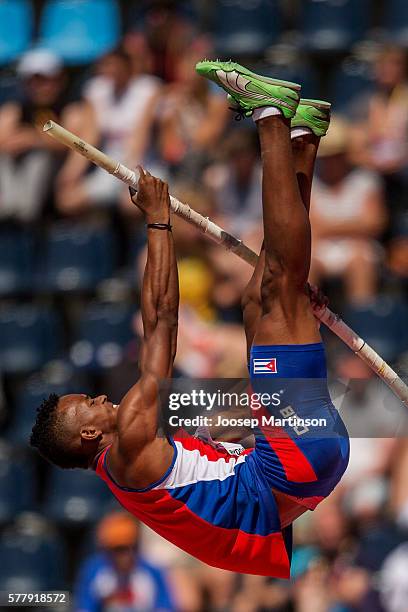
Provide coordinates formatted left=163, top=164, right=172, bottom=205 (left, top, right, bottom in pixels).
left=291, top=133, right=320, bottom=214
left=242, top=128, right=321, bottom=351
left=254, top=115, right=320, bottom=344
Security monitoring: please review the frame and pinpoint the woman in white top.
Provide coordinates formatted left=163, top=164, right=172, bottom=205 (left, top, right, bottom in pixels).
left=310, top=116, right=387, bottom=304
left=57, top=48, right=161, bottom=215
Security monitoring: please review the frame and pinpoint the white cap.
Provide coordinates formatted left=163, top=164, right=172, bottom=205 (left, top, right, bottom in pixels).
left=18, top=49, right=63, bottom=78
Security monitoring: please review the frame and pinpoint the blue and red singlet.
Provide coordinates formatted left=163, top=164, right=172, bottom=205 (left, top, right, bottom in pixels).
left=96, top=342, right=349, bottom=577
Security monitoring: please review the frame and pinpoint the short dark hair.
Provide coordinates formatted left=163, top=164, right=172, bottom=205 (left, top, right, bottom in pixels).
left=30, top=393, right=88, bottom=469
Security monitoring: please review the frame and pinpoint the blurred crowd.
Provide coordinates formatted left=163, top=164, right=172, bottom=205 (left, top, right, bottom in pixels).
left=1, top=1, right=408, bottom=611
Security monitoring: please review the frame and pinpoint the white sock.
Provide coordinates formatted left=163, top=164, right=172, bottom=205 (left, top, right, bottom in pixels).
left=252, top=106, right=281, bottom=123
left=291, top=127, right=313, bottom=139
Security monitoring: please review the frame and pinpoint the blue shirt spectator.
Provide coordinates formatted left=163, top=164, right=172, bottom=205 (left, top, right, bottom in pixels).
left=75, top=552, right=175, bottom=612
left=74, top=512, right=175, bottom=612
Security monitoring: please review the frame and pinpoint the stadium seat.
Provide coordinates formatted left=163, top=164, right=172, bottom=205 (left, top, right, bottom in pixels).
left=0, top=442, right=36, bottom=523
left=126, top=226, right=146, bottom=273
left=39, top=0, right=120, bottom=64
left=214, top=0, right=281, bottom=56
left=0, top=227, right=35, bottom=296
left=329, top=60, right=374, bottom=111
left=70, top=302, right=134, bottom=371
left=385, top=0, right=408, bottom=47
left=0, top=515, right=65, bottom=592
left=260, top=61, right=318, bottom=99
left=42, top=222, right=117, bottom=292
left=7, top=364, right=93, bottom=446
left=355, top=522, right=404, bottom=572
left=0, top=74, right=22, bottom=105
left=45, top=466, right=111, bottom=524
left=0, top=305, right=62, bottom=374
left=301, top=0, right=370, bottom=52
left=344, top=296, right=408, bottom=363
left=0, top=0, right=33, bottom=65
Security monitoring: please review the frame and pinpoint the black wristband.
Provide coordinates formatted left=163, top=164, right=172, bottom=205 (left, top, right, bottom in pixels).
left=147, top=222, right=172, bottom=231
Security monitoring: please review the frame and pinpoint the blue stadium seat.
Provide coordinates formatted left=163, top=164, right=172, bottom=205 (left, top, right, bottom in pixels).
left=301, top=0, right=370, bottom=52
left=214, top=0, right=281, bottom=56
left=0, top=228, right=35, bottom=296
left=0, top=515, right=65, bottom=591
left=0, top=74, right=22, bottom=105
left=45, top=466, right=111, bottom=524
left=0, top=442, right=36, bottom=523
left=7, top=364, right=93, bottom=446
left=329, top=60, right=374, bottom=111
left=0, top=0, right=33, bottom=65
left=260, top=61, right=318, bottom=99
left=0, top=305, right=62, bottom=374
left=344, top=296, right=408, bottom=363
left=385, top=0, right=408, bottom=46
left=126, top=227, right=147, bottom=272
left=42, top=222, right=116, bottom=292
left=39, top=0, right=120, bottom=64
left=70, top=302, right=134, bottom=371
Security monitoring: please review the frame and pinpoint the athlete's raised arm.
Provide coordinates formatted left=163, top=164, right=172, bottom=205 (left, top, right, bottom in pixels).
left=109, top=169, right=179, bottom=488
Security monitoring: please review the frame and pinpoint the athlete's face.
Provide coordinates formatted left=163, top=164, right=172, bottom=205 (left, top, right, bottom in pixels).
left=58, top=394, right=118, bottom=445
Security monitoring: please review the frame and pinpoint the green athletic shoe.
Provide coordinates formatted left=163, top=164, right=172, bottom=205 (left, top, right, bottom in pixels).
left=195, top=60, right=301, bottom=119
left=291, top=99, right=331, bottom=137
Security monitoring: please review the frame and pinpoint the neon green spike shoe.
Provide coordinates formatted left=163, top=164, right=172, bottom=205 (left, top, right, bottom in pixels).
left=291, top=99, right=331, bottom=137
left=195, top=60, right=301, bottom=120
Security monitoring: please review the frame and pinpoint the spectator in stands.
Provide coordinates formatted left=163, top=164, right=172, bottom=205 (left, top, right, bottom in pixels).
left=387, top=212, right=408, bottom=287
left=74, top=512, right=175, bottom=612
left=124, top=0, right=196, bottom=83
left=123, top=32, right=155, bottom=80
left=203, top=128, right=262, bottom=235
left=349, top=45, right=408, bottom=213
left=380, top=542, right=408, bottom=612
left=0, top=49, right=95, bottom=222
left=310, top=116, right=387, bottom=304
left=57, top=47, right=160, bottom=215
left=291, top=552, right=332, bottom=612
left=140, top=526, right=202, bottom=612
left=390, top=438, right=408, bottom=530
left=157, top=45, right=228, bottom=181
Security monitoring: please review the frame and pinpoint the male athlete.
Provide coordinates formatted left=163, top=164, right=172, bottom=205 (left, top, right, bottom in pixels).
left=31, top=61, right=349, bottom=578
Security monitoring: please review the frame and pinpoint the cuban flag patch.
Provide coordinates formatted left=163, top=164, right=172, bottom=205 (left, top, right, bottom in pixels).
left=253, top=358, right=277, bottom=374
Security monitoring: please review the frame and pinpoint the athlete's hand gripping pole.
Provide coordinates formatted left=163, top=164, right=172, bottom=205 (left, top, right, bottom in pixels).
left=43, top=119, right=408, bottom=407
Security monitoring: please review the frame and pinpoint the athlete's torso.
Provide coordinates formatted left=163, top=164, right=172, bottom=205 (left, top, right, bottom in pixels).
left=96, top=436, right=292, bottom=577
left=96, top=342, right=349, bottom=578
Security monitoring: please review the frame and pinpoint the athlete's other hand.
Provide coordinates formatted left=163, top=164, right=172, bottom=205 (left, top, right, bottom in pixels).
left=307, top=283, right=329, bottom=311
left=129, top=167, right=170, bottom=224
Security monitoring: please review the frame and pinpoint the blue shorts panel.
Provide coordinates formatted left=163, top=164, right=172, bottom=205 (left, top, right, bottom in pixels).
left=249, top=343, right=350, bottom=499
left=250, top=342, right=327, bottom=379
